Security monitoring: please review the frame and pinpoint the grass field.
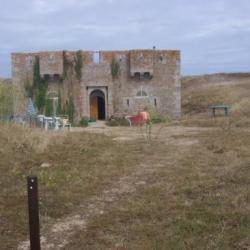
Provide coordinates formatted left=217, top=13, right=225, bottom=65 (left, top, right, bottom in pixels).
left=0, top=73, right=250, bottom=249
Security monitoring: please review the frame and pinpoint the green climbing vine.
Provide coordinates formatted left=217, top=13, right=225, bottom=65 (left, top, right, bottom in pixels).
left=33, top=56, right=48, bottom=113
left=24, top=79, right=34, bottom=98
left=74, top=50, right=83, bottom=80
left=45, top=98, right=53, bottom=116
left=56, top=91, right=62, bottom=115
left=110, top=57, right=120, bottom=79
left=62, top=51, right=73, bottom=80
left=68, top=96, right=75, bottom=123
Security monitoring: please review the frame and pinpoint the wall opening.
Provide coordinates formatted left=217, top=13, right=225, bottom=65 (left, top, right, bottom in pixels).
left=93, top=51, right=100, bottom=64
left=127, top=99, right=130, bottom=107
left=134, top=72, right=140, bottom=79
left=90, top=89, right=106, bottom=120
left=143, top=72, right=150, bottom=78
left=136, top=86, right=148, bottom=97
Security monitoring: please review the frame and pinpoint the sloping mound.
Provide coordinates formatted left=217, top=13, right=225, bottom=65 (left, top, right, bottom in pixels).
left=181, top=73, right=250, bottom=115
left=182, top=73, right=250, bottom=90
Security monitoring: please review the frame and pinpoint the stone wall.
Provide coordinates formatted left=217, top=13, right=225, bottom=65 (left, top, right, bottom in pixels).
left=11, top=49, right=181, bottom=120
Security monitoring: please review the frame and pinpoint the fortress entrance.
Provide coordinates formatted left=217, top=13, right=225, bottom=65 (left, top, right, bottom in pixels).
left=90, top=90, right=106, bottom=120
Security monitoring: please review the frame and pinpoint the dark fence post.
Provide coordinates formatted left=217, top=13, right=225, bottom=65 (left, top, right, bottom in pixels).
left=27, top=176, right=41, bottom=250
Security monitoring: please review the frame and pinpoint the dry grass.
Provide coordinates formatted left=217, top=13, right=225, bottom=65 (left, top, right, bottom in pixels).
left=1, top=73, right=250, bottom=249
left=1, top=124, right=250, bottom=249
left=0, top=123, right=145, bottom=249
left=64, top=128, right=250, bottom=250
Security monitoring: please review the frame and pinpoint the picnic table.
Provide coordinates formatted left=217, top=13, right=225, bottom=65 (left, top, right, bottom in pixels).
left=210, top=105, right=229, bottom=117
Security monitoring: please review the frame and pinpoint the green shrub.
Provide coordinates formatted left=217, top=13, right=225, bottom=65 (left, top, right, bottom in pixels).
left=106, top=117, right=130, bottom=127
left=88, top=117, right=96, bottom=123
left=0, top=81, right=14, bottom=120
left=79, top=117, right=89, bottom=127
left=145, top=105, right=171, bottom=124
left=106, top=119, right=119, bottom=126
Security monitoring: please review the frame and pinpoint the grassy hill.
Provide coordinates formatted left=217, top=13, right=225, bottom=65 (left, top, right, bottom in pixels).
left=181, top=72, right=250, bottom=127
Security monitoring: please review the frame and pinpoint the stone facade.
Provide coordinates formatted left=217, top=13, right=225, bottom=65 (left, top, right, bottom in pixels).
left=11, top=49, right=181, bottom=121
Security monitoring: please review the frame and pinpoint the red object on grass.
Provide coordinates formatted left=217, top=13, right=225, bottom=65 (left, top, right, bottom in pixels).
left=129, top=112, right=150, bottom=125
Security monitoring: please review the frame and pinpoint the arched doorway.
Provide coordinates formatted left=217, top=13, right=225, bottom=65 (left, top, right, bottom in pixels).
left=90, top=89, right=106, bottom=120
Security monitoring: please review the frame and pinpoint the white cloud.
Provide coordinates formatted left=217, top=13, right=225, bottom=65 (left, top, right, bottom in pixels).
left=31, top=0, right=114, bottom=13
left=0, top=0, right=250, bottom=76
left=186, top=18, right=250, bottom=39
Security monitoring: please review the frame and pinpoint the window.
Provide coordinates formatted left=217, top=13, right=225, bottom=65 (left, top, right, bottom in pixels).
left=53, top=74, right=60, bottom=81
left=127, top=99, right=130, bottom=107
left=93, top=52, right=100, bottom=64
left=119, top=55, right=123, bottom=62
left=139, top=53, right=144, bottom=62
left=159, top=56, right=166, bottom=64
left=48, top=54, right=55, bottom=64
left=154, top=98, right=157, bottom=106
left=26, top=56, right=33, bottom=66
left=136, top=86, right=148, bottom=97
left=43, top=74, right=51, bottom=81
left=47, top=91, right=58, bottom=98
left=134, top=72, right=140, bottom=79
left=143, top=72, right=150, bottom=78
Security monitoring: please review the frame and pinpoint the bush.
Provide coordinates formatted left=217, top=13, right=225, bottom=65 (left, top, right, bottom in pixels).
left=145, top=105, right=171, bottom=124
left=0, top=81, right=14, bottom=120
left=106, top=117, right=130, bottom=127
left=79, top=117, right=89, bottom=127
left=88, top=117, right=96, bottom=123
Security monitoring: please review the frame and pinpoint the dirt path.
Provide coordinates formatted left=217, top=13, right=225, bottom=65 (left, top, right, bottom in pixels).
left=18, top=125, right=209, bottom=249
left=18, top=161, right=165, bottom=249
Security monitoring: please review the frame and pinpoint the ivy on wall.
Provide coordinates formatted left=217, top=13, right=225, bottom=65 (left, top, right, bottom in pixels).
left=23, top=55, right=76, bottom=120
left=74, top=50, right=83, bottom=80
left=63, top=50, right=83, bottom=81
left=32, top=56, right=48, bottom=113
left=56, top=91, right=62, bottom=115
left=63, top=51, right=73, bottom=80
left=68, top=96, right=75, bottom=123
left=45, top=98, right=53, bottom=116
left=24, top=79, right=34, bottom=98
left=111, top=58, right=120, bottom=79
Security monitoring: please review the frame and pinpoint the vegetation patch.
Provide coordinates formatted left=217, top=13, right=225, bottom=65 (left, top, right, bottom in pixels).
left=74, top=50, right=83, bottom=80
left=106, top=116, right=130, bottom=126
left=0, top=123, right=143, bottom=249
left=110, top=57, right=120, bottom=79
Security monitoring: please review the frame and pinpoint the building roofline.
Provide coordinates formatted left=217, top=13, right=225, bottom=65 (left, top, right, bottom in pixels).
left=11, top=48, right=180, bottom=55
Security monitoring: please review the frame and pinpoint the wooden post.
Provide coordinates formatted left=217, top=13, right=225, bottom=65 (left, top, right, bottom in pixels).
left=27, top=176, right=41, bottom=250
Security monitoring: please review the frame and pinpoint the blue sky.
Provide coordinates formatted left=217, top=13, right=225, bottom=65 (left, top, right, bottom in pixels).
left=0, top=0, right=250, bottom=77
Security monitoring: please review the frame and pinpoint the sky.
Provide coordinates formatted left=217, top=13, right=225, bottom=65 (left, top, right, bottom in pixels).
left=0, top=0, right=250, bottom=77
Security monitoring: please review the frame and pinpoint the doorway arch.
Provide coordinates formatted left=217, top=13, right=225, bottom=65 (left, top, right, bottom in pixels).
left=89, top=89, right=106, bottom=120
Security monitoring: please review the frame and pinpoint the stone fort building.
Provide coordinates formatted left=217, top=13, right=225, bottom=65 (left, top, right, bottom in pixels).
left=12, top=49, right=181, bottom=121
